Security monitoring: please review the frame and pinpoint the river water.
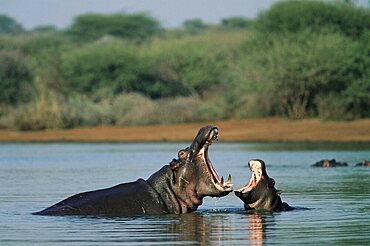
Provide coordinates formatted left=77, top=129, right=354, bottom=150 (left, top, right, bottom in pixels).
left=0, top=142, right=369, bottom=245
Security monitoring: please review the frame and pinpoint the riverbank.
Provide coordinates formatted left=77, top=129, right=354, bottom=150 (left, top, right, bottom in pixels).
left=0, top=118, right=369, bottom=142
left=0, top=118, right=370, bottom=142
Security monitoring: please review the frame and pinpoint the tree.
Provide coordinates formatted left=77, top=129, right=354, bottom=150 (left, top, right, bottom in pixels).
left=221, top=16, right=252, bottom=30
left=183, top=19, right=208, bottom=34
left=0, top=15, right=23, bottom=34
left=68, top=13, right=162, bottom=42
left=255, top=1, right=370, bottom=39
left=32, top=25, right=59, bottom=33
left=0, top=50, right=33, bottom=105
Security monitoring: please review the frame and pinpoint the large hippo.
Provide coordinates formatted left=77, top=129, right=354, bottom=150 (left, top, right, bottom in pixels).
left=34, top=126, right=233, bottom=216
left=234, top=159, right=293, bottom=212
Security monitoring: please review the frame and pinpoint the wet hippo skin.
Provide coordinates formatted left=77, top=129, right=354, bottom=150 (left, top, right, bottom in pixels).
left=355, top=160, right=370, bottom=167
left=33, top=126, right=233, bottom=216
left=312, top=159, right=348, bottom=167
left=234, top=159, right=293, bottom=212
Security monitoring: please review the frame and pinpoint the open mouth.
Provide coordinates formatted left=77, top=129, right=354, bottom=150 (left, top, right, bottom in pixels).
left=198, top=127, right=233, bottom=191
left=235, top=160, right=263, bottom=193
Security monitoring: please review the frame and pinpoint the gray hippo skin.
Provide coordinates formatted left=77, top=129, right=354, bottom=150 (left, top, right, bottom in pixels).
left=234, top=159, right=293, bottom=212
left=34, top=126, right=233, bottom=216
left=312, top=159, right=348, bottom=167
left=355, top=160, right=370, bottom=167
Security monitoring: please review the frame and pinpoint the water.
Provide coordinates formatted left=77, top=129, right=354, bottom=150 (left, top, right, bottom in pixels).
left=0, top=142, right=369, bottom=245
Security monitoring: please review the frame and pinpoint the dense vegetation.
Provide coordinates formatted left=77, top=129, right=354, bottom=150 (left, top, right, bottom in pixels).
left=0, top=1, right=369, bottom=130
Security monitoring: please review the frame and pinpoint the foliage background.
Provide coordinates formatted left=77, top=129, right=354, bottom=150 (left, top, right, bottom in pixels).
left=0, top=1, right=369, bottom=130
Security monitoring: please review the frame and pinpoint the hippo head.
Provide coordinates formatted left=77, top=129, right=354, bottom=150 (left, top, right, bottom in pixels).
left=168, top=126, right=233, bottom=213
left=234, top=159, right=283, bottom=211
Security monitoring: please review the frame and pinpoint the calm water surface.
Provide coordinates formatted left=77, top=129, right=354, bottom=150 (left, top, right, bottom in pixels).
left=0, top=142, right=369, bottom=245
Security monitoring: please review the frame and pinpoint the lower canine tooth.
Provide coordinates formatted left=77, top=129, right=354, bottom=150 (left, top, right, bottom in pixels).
left=226, top=174, right=231, bottom=184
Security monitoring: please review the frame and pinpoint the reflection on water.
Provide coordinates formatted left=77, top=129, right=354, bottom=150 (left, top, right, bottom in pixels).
left=90, top=211, right=271, bottom=245
left=165, top=213, right=229, bottom=244
left=248, top=213, right=264, bottom=246
left=0, top=142, right=369, bottom=245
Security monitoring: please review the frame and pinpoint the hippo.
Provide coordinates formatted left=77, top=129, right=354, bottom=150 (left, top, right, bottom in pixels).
left=311, top=159, right=348, bottom=167
left=234, top=159, right=293, bottom=212
left=355, top=160, right=370, bottom=167
left=33, top=125, right=233, bottom=216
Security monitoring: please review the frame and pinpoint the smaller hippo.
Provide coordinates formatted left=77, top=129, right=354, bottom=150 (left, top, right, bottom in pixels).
left=234, top=159, right=293, bottom=212
left=311, top=159, right=348, bottom=167
left=355, top=160, right=370, bottom=167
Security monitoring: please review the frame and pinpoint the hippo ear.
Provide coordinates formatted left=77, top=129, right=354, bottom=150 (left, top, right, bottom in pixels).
left=178, top=149, right=189, bottom=159
left=169, top=158, right=182, bottom=171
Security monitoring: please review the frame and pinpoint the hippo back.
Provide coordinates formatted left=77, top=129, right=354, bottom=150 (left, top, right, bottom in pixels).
left=34, top=179, right=169, bottom=216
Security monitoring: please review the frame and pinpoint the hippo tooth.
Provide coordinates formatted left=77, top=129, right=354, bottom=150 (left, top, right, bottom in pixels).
left=226, top=174, right=231, bottom=184
left=221, top=176, right=224, bottom=184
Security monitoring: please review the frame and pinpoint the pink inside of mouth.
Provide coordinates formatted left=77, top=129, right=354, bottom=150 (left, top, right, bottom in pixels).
left=236, top=161, right=263, bottom=193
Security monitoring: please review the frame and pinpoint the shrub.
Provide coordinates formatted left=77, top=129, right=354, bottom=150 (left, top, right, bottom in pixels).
left=112, top=93, right=202, bottom=126
left=112, top=93, right=155, bottom=125
left=0, top=15, right=23, bottom=34
left=255, top=1, right=370, bottom=39
left=68, top=13, right=162, bottom=42
left=60, top=94, right=114, bottom=128
left=221, top=16, right=252, bottom=30
left=315, top=93, right=350, bottom=120
left=143, top=31, right=241, bottom=97
left=60, top=41, right=141, bottom=99
left=0, top=50, right=34, bottom=105
left=182, top=19, right=208, bottom=34
left=234, top=30, right=361, bottom=119
left=60, top=39, right=193, bottom=100
left=6, top=76, right=64, bottom=130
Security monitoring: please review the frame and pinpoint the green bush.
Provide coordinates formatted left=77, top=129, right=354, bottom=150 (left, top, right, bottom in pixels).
left=0, top=50, right=34, bottom=105
left=60, top=41, right=142, bottom=99
left=316, top=30, right=370, bottom=119
left=60, top=39, right=193, bottom=99
left=68, top=13, right=162, bottom=42
left=143, top=32, right=240, bottom=97
left=233, top=30, right=362, bottom=119
left=221, top=16, right=252, bottom=30
left=182, top=19, right=208, bottom=34
left=0, top=15, right=23, bottom=34
left=255, top=1, right=370, bottom=39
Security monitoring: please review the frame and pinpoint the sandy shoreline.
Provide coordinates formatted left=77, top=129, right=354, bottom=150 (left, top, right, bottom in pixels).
left=0, top=118, right=369, bottom=143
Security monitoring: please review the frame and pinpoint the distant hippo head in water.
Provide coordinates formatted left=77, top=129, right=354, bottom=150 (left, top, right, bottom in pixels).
left=234, top=159, right=293, bottom=212
left=312, top=159, right=348, bottom=167
left=34, top=125, right=233, bottom=216
left=355, top=160, right=370, bottom=167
